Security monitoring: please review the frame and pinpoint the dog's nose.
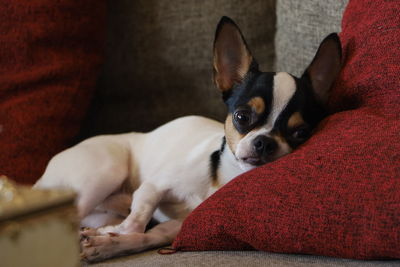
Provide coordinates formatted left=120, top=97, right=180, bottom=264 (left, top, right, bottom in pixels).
left=253, top=136, right=277, bottom=156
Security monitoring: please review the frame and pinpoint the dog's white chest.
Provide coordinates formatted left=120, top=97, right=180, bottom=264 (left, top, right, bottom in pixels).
left=128, top=116, right=227, bottom=217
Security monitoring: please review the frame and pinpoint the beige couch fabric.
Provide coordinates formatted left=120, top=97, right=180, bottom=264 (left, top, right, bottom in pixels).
left=275, top=0, right=348, bottom=76
left=84, top=249, right=400, bottom=266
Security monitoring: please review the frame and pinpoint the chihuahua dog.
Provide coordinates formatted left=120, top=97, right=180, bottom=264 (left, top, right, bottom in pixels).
left=34, top=16, right=341, bottom=262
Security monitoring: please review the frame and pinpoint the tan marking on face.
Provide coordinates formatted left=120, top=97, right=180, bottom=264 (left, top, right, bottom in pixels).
left=272, top=133, right=293, bottom=156
left=247, top=96, right=265, bottom=114
left=224, top=114, right=244, bottom=154
left=288, top=112, right=305, bottom=129
left=273, top=133, right=287, bottom=147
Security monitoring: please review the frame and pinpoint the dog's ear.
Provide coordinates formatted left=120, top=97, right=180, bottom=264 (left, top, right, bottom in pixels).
left=213, top=16, right=255, bottom=93
left=301, top=33, right=342, bottom=104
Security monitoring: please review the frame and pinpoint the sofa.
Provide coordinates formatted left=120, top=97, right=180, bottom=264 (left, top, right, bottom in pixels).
left=1, top=0, right=399, bottom=266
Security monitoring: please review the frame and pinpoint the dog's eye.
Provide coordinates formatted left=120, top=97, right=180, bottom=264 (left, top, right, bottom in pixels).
left=234, top=110, right=252, bottom=126
left=292, top=126, right=310, bottom=140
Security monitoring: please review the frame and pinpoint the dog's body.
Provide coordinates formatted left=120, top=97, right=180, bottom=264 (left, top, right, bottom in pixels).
left=34, top=17, right=342, bottom=262
left=37, top=116, right=240, bottom=227
left=36, top=115, right=244, bottom=261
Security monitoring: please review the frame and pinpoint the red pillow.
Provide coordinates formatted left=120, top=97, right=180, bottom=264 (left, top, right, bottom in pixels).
left=173, top=0, right=400, bottom=260
left=0, top=1, right=105, bottom=184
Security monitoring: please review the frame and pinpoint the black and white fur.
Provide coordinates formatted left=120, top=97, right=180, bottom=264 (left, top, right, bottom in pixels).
left=34, top=16, right=341, bottom=262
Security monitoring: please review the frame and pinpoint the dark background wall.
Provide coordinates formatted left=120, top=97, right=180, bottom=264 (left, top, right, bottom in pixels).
left=80, top=0, right=276, bottom=137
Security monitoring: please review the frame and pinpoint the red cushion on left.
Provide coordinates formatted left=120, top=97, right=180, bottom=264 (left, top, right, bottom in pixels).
left=0, top=1, right=105, bottom=184
left=173, top=0, right=400, bottom=260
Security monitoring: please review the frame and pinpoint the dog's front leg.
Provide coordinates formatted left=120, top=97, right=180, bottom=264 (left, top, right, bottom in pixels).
left=87, top=182, right=166, bottom=235
left=122, top=182, right=166, bottom=233
left=81, top=219, right=182, bottom=262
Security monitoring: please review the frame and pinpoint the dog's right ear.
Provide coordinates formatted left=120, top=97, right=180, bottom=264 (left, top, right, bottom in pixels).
left=213, top=16, right=255, bottom=93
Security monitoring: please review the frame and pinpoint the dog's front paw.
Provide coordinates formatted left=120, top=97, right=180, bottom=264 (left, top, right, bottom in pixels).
left=80, top=227, right=99, bottom=240
left=94, top=221, right=145, bottom=235
left=80, top=232, right=148, bottom=262
left=96, top=224, right=125, bottom=235
left=80, top=233, right=117, bottom=262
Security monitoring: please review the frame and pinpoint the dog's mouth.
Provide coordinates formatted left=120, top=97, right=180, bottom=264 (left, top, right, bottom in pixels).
left=241, top=156, right=265, bottom=166
left=237, top=156, right=273, bottom=171
left=238, top=151, right=288, bottom=170
left=236, top=143, right=293, bottom=171
left=234, top=137, right=294, bottom=171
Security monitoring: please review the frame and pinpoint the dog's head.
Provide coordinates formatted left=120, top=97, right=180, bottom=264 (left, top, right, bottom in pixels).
left=213, top=16, right=342, bottom=171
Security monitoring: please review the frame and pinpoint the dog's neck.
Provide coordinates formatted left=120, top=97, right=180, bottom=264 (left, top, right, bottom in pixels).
left=219, top=143, right=246, bottom=184
left=207, top=137, right=246, bottom=197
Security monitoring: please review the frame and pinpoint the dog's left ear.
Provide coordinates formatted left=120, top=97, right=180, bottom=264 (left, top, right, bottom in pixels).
left=302, top=33, right=342, bottom=104
left=213, top=16, right=255, bottom=93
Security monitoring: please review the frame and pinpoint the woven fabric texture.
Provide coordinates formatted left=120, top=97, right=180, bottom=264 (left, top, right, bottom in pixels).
left=83, top=249, right=400, bottom=267
left=0, top=1, right=105, bottom=184
left=275, top=0, right=348, bottom=76
left=173, top=0, right=400, bottom=259
left=80, top=0, right=276, bottom=137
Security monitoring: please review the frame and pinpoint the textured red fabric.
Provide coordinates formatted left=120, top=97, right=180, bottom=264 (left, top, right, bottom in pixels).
left=0, top=1, right=106, bottom=184
left=174, top=0, right=400, bottom=260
